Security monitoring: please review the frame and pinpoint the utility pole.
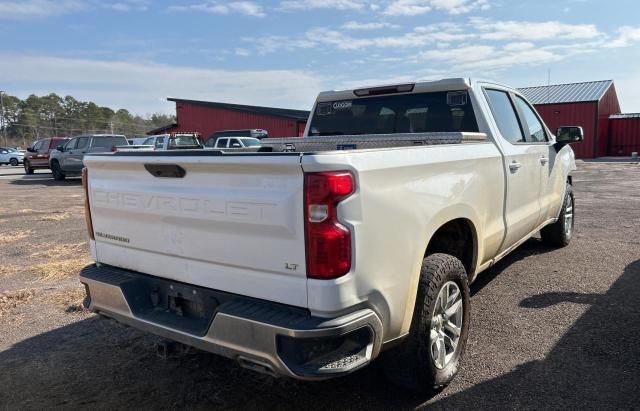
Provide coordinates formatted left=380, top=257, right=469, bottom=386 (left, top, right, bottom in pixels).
left=0, top=91, right=7, bottom=147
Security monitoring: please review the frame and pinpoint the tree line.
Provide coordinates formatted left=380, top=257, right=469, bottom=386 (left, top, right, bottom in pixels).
left=0, top=93, right=176, bottom=148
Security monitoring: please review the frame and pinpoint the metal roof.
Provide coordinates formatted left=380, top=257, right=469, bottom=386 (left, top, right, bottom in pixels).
left=610, top=113, right=640, bottom=119
left=518, top=80, right=613, bottom=105
left=168, top=98, right=310, bottom=120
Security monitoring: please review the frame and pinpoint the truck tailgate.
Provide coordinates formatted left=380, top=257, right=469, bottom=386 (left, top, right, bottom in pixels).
left=84, top=153, right=308, bottom=308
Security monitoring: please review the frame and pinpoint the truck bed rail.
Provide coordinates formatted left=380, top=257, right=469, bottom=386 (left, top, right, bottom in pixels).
left=261, top=132, right=487, bottom=152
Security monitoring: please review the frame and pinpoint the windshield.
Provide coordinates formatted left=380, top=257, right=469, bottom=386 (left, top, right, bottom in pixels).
left=240, top=138, right=260, bottom=147
left=309, top=91, right=478, bottom=136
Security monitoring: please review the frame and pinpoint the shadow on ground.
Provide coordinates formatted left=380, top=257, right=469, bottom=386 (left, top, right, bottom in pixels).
left=427, top=259, right=640, bottom=410
left=1, top=256, right=638, bottom=410
left=9, top=176, right=81, bottom=186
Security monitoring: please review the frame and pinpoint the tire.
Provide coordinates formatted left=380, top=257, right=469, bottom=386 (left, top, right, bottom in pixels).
left=51, top=161, right=66, bottom=181
left=383, top=253, right=470, bottom=392
left=24, top=161, right=34, bottom=174
left=9, top=158, right=19, bottom=166
left=540, top=183, right=574, bottom=247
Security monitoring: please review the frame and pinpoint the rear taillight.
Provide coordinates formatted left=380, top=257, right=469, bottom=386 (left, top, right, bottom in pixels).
left=81, top=167, right=95, bottom=240
left=304, top=171, right=355, bottom=279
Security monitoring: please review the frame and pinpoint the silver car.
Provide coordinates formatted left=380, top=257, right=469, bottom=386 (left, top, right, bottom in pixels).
left=49, top=134, right=128, bottom=180
left=0, top=148, right=24, bottom=166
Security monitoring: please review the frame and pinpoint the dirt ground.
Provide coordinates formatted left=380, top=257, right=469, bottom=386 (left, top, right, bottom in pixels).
left=0, top=161, right=639, bottom=410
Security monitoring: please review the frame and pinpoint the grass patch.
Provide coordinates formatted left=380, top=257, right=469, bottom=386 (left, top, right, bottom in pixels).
left=0, top=229, right=32, bottom=245
left=31, top=242, right=87, bottom=259
left=30, top=257, right=92, bottom=282
left=0, top=264, right=21, bottom=277
left=46, top=285, right=88, bottom=313
left=40, top=212, right=71, bottom=222
left=0, top=288, right=36, bottom=316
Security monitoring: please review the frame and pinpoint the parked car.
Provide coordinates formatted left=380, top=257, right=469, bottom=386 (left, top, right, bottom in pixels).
left=205, top=129, right=267, bottom=146
left=23, top=137, right=69, bottom=174
left=205, top=136, right=261, bottom=149
left=79, top=78, right=582, bottom=391
left=139, top=133, right=203, bottom=150
left=49, top=134, right=128, bottom=180
left=0, top=147, right=24, bottom=166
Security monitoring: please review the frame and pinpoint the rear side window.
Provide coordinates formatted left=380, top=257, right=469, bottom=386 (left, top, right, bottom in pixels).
left=514, top=96, right=547, bottom=142
left=309, top=91, right=478, bottom=136
left=484, top=90, right=524, bottom=144
left=241, top=138, right=260, bottom=147
left=155, top=137, right=165, bottom=148
left=91, top=136, right=128, bottom=148
left=76, top=137, right=90, bottom=150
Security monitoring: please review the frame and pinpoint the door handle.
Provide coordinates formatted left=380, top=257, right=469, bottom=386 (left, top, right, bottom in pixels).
left=540, top=156, right=549, bottom=165
left=509, top=161, right=522, bottom=173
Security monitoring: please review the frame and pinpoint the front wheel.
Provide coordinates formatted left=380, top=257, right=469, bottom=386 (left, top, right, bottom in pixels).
left=540, top=183, right=574, bottom=247
left=24, top=161, right=34, bottom=174
left=51, top=161, right=66, bottom=181
left=383, top=253, right=470, bottom=392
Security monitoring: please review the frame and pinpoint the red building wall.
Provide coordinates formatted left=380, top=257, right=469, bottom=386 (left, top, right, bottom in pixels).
left=609, top=117, right=640, bottom=156
left=169, top=102, right=306, bottom=140
left=597, top=85, right=622, bottom=157
left=533, top=102, right=597, bottom=159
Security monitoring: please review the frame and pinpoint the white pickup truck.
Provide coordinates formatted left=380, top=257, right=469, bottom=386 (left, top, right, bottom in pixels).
left=79, top=78, right=582, bottom=391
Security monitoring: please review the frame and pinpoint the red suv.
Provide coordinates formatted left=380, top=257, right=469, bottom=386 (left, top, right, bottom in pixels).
left=24, top=137, right=69, bottom=174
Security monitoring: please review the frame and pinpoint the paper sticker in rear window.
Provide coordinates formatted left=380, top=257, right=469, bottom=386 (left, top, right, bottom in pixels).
left=447, top=91, right=468, bottom=106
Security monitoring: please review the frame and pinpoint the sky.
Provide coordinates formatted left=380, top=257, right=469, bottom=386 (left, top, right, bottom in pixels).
left=1, top=0, right=640, bottom=115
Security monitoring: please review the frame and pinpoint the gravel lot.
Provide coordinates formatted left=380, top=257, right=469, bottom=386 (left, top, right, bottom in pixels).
left=0, top=161, right=638, bottom=410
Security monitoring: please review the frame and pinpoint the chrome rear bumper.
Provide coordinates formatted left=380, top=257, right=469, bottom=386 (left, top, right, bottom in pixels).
left=80, top=264, right=383, bottom=379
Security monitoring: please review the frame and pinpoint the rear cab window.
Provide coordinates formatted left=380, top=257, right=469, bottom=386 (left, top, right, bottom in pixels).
left=168, top=135, right=201, bottom=149
left=308, top=90, right=478, bottom=136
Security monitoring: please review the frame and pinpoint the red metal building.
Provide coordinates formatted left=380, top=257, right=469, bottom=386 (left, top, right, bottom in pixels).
left=608, top=113, right=640, bottom=156
left=518, top=80, right=621, bottom=158
left=148, top=98, right=310, bottom=140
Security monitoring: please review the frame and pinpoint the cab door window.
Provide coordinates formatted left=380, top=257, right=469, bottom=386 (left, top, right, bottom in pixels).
left=65, top=138, right=79, bottom=151
left=514, top=96, right=548, bottom=143
left=484, top=89, right=525, bottom=144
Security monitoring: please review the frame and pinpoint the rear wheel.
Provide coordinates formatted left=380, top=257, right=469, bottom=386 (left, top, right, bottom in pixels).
left=383, top=253, right=470, bottom=392
left=540, top=183, right=573, bottom=247
left=9, top=158, right=19, bottom=166
left=24, top=161, right=34, bottom=174
left=51, top=161, right=66, bottom=181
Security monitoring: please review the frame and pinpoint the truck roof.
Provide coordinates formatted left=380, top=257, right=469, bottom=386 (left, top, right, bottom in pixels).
left=316, top=77, right=516, bottom=102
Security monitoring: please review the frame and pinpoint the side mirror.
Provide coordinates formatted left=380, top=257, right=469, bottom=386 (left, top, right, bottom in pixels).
left=56, top=145, right=65, bottom=152
left=231, top=143, right=241, bottom=148
left=26, top=147, right=36, bottom=153
left=556, top=126, right=584, bottom=145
